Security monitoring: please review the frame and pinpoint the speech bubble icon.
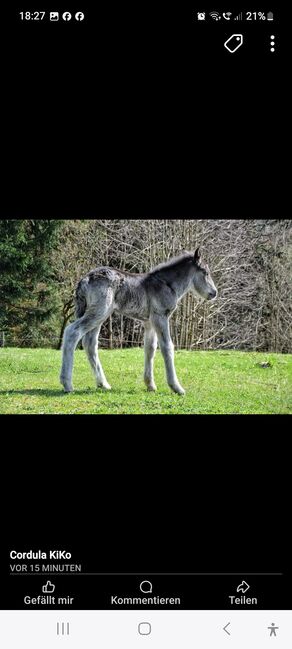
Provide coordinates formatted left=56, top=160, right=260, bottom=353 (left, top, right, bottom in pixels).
left=140, top=580, right=152, bottom=594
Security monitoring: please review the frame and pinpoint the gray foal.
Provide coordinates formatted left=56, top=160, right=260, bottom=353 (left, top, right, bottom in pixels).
left=60, top=249, right=217, bottom=395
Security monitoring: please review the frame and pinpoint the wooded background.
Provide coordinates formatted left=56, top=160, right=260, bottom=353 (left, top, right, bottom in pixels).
left=0, top=219, right=291, bottom=353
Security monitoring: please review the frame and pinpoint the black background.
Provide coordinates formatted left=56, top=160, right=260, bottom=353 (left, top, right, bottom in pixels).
left=1, top=4, right=287, bottom=217
left=2, top=434, right=289, bottom=608
left=0, top=2, right=289, bottom=609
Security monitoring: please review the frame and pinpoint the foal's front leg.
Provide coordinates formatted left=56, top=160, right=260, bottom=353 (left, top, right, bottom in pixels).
left=144, top=322, right=158, bottom=391
left=151, top=314, right=185, bottom=395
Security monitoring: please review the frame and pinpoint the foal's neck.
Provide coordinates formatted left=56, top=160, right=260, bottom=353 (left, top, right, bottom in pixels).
left=170, top=267, right=195, bottom=301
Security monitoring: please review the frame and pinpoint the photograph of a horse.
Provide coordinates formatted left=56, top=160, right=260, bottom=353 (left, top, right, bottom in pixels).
left=0, top=219, right=291, bottom=414
left=60, top=249, right=217, bottom=395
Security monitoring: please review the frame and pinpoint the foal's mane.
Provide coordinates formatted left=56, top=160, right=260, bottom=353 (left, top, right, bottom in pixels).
left=150, top=252, right=194, bottom=274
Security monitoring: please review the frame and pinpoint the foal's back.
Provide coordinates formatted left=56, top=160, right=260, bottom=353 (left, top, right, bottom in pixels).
left=78, top=266, right=150, bottom=321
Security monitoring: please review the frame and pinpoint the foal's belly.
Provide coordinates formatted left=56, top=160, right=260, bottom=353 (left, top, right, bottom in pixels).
left=114, top=306, right=150, bottom=322
left=113, top=284, right=150, bottom=321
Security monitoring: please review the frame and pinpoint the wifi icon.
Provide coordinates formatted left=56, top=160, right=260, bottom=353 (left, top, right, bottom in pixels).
left=209, top=11, right=221, bottom=20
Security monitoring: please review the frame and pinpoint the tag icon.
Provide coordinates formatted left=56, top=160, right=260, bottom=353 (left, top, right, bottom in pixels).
left=224, top=34, right=243, bottom=53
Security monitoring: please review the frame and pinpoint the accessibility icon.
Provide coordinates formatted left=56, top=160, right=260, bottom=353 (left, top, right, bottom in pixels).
left=268, top=623, right=279, bottom=637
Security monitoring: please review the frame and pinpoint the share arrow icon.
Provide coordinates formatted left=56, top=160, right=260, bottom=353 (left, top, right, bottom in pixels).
left=236, top=580, right=250, bottom=594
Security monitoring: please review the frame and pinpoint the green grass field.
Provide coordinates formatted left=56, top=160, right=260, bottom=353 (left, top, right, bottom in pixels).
left=0, top=348, right=291, bottom=414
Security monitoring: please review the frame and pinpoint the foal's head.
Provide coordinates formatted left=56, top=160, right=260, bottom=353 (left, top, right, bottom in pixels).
left=191, top=248, right=218, bottom=301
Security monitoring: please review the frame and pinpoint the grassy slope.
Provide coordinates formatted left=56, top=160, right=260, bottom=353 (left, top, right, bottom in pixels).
left=0, top=348, right=291, bottom=414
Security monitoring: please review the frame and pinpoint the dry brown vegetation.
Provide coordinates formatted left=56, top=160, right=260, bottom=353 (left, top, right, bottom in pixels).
left=52, top=219, right=291, bottom=353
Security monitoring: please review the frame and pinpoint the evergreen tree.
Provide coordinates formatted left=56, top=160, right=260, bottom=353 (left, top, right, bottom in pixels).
left=0, top=219, right=63, bottom=344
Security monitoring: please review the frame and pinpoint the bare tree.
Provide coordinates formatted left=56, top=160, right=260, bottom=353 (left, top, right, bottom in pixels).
left=50, top=218, right=292, bottom=353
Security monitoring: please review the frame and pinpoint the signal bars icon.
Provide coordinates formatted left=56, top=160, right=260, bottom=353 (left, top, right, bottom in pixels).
left=234, top=12, right=243, bottom=20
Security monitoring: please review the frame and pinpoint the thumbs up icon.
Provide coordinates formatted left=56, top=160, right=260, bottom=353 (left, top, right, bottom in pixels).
left=42, top=581, right=55, bottom=594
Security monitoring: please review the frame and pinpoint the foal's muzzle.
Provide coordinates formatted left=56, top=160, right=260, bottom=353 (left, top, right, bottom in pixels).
left=207, top=289, right=218, bottom=301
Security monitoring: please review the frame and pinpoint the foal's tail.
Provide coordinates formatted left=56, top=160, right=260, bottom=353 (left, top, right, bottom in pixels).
left=75, top=279, right=88, bottom=318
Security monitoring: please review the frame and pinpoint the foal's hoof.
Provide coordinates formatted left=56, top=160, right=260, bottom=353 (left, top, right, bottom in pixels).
left=171, top=385, right=185, bottom=396
left=97, top=382, right=112, bottom=391
left=147, top=384, right=157, bottom=392
left=60, top=376, right=74, bottom=393
left=63, top=384, right=74, bottom=393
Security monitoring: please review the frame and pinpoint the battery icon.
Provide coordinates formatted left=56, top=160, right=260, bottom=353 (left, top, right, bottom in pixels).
left=267, top=11, right=274, bottom=21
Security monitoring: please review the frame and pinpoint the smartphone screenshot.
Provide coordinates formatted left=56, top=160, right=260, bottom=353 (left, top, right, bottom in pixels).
left=0, top=3, right=290, bottom=648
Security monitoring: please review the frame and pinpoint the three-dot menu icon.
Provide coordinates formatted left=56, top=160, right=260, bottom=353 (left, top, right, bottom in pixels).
left=270, top=35, right=276, bottom=52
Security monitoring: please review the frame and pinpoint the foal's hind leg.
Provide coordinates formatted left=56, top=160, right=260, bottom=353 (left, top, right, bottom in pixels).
left=60, top=306, right=111, bottom=392
left=82, top=326, right=111, bottom=390
left=60, top=313, right=98, bottom=392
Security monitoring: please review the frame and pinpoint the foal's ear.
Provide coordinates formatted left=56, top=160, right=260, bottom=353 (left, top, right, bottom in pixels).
left=194, top=248, right=201, bottom=264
